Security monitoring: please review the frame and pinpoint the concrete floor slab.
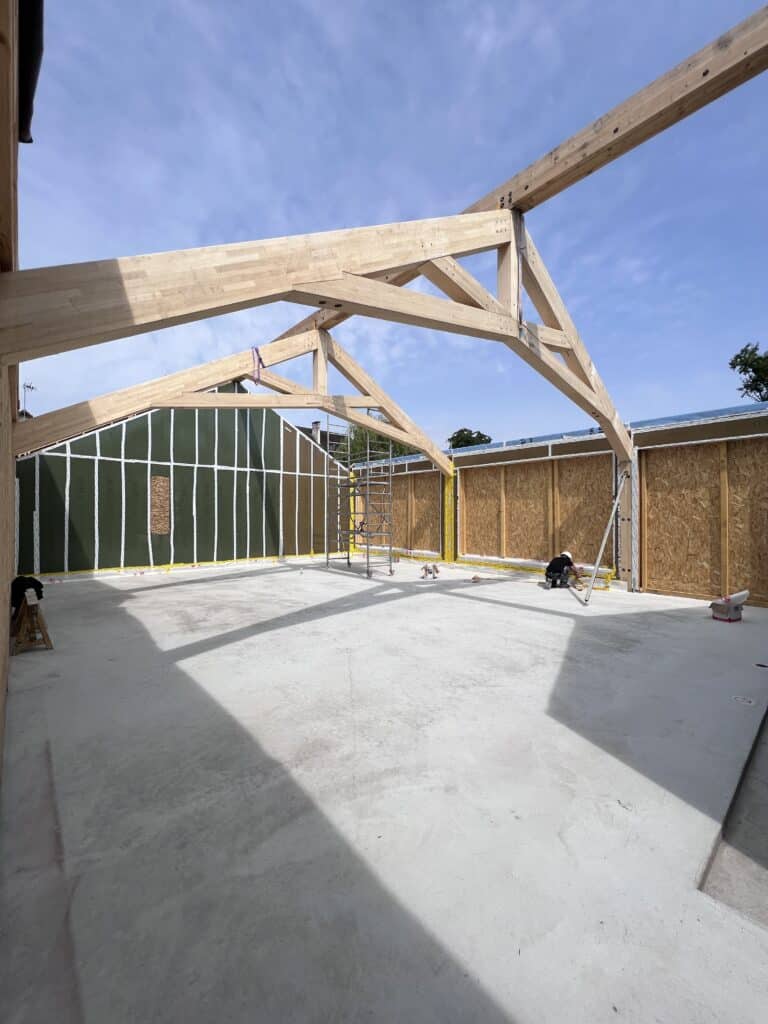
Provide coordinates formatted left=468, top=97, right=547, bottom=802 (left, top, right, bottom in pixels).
left=2, top=560, right=768, bottom=1023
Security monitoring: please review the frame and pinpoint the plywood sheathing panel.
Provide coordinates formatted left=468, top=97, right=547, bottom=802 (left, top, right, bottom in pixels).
left=462, top=466, right=502, bottom=557
left=727, top=437, right=768, bottom=604
left=411, top=472, right=441, bottom=553
left=557, top=455, right=614, bottom=568
left=503, top=460, right=551, bottom=561
left=456, top=445, right=550, bottom=469
left=391, top=475, right=409, bottom=550
left=644, top=444, right=721, bottom=597
left=150, top=475, right=170, bottom=535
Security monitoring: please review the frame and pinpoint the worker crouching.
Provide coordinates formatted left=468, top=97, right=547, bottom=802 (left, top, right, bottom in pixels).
left=545, top=551, right=582, bottom=589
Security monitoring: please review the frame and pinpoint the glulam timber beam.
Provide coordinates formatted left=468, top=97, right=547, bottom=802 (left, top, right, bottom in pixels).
left=466, top=8, right=768, bottom=214
left=297, top=279, right=622, bottom=453
left=0, top=0, right=18, bottom=766
left=421, top=256, right=505, bottom=312
left=0, top=0, right=16, bottom=276
left=274, top=11, right=768, bottom=354
left=321, top=332, right=452, bottom=474
left=290, top=273, right=521, bottom=344
left=0, top=211, right=511, bottom=363
left=521, top=323, right=570, bottom=350
left=153, top=393, right=378, bottom=411
left=13, top=349, right=254, bottom=455
left=12, top=330, right=324, bottom=455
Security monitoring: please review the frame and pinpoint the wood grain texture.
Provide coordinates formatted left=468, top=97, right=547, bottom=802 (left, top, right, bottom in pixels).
left=391, top=475, right=409, bottom=550
left=411, top=472, right=441, bottom=553
left=150, top=476, right=170, bottom=535
left=465, top=8, right=768, bottom=213
left=153, top=393, right=375, bottom=410
left=0, top=0, right=17, bottom=276
left=422, top=256, right=504, bottom=312
left=301, top=275, right=614, bottom=442
left=726, top=437, right=768, bottom=604
left=0, top=0, right=17, bottom=770
left=644, top=444, right=722, bottom=597
left=557, top=455, right=614, bottom=568
left=462, top=466, right=502, bottom=557
left=504, top=460, right=551, bottom=561
left=0, top=212, right=510, bottom=363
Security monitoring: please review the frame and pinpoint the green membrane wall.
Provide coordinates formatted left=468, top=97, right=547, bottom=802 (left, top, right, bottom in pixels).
left=16, top=393, right=342, bottom=574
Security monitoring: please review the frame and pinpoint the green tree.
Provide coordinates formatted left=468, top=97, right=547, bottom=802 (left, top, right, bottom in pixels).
left=447, top=427, right=492, bottom=449
left=729, top=343, right=768, bottom=402
left=346, top=418, right=417, bottom=463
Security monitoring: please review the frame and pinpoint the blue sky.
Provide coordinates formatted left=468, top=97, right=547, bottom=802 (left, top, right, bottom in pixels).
left=18, top=0, right=768, bottom=447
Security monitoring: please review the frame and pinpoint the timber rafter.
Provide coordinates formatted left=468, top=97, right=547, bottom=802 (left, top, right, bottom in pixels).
left=5, top=8, right=768, bottom=475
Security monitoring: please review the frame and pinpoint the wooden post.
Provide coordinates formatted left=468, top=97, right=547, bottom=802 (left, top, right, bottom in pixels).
left=407, top=474, right=414, bottom=553
left=551, top=460, right=560, bottom=556
left=312, top=330, right=328, bottom=394
left=442, top=468, right=456, bottom=562
left=639, top=450, right=648, bottom=590
left=1, top=0, right=19, bottom=774
left=616, top=458, right=635, bottom=587
left=497, top=210, right=523, bottom=323
left=719, top=442, right=729, bottom=596
left=458, top=470, right=467, bottom=556
left=499, top=465, right=507, bottom=558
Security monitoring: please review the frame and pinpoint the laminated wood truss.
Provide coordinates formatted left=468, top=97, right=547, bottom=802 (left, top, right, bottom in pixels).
left=3, top=5, right=768, bottom=482
left=5, top=209, right=632, bottom=469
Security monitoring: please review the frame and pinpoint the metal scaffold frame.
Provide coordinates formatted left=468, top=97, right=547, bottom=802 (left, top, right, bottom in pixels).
left=325, top=414, right=394, bottom=579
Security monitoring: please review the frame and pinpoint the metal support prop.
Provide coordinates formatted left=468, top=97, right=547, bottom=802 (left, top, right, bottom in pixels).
left=584, top=469, right=630, bottom=605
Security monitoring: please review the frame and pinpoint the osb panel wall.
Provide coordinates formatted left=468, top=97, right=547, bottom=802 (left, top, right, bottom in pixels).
left=391, top=475, right=409, bottom=550
left=644, top=444, right=722, bottom=597
left=504, top=461, right=550, bottom=561
left=411, top=473, right=441, bottom=553
left=462, top=466, right=502, bottom=557
left=727, top=437, right=768, bottom=603
left=150, top=475, right=170, bottom=535
left=557, top=455, right=614, bottom=567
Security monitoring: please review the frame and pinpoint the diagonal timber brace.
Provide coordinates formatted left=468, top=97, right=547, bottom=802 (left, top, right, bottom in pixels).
left=14, top=325, right=452, bottom=474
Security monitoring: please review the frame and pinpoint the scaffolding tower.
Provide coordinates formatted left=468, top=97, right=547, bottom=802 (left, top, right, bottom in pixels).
left=325, top=414, right=395, bottom=578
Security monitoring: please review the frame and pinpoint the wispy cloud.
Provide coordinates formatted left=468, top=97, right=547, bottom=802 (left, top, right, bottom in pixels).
left=18, top=0, right=767, bottom=437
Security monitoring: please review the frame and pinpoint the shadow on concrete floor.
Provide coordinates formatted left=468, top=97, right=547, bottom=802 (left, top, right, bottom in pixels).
left=1, top=570, right=516, bottom=1024
left=146, top=562, right=768, bottom=868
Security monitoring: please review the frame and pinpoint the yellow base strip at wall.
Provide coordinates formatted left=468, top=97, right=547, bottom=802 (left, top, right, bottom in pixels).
left=457, top=556, right=614, bottom=589
left=36, top=552, right=346, bottom=580
left=385, top=548, right=614, bottom=590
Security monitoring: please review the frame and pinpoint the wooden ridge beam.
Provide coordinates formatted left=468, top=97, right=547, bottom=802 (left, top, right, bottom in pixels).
left=465, top=8, right=768, bottom=214
left=0, top=212, right=511, bottom=364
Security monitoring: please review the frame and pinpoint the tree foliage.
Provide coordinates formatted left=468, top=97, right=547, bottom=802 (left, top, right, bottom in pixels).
left=729, top=343, right=768, bottom=402
left=447, top=427, right=492, bottom=449
left=345, top=418, right=417, bottom=463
